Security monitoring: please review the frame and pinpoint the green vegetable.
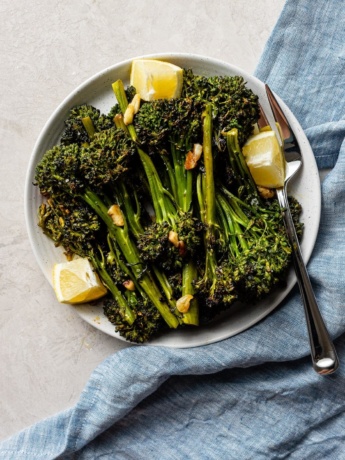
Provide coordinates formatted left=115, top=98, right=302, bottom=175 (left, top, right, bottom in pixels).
left=35, top=140, right=181, bottom=342
left=182, top=69, right=259, bottom=147
left=34, top=66, right=302, bottom=343
left=113, top=80, right=203, bottom=325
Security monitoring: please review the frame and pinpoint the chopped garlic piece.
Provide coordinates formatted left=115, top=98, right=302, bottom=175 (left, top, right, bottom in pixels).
left=107, top=204, right=124, bottom=226
left=123, top=105, right=134, bottom=125
left=168, top=230, right=179, bottom=248
left=257, top=186, right=275, bottom=199
left=184, top=143, right=203, bottom=170
left=123, top=93, right=141, bottom=125
left=131, top=94, right=141, bottom=113
left=123, top=280, right=135, bottom=291
left=176, top=294, right=194, bottom=313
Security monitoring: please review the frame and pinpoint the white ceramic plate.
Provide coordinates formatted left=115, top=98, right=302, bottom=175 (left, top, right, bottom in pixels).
left=24, top=53, right=321, bottom=348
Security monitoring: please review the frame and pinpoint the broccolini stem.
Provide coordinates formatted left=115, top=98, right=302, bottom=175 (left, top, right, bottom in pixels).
left=90, top=251, right=136, bottom=325
left=82, top=188, right=180, bottom=328
left=139, top=149, right=176, bottom=225
left=161, top=155, right=178, bottom=203
left=169, top=141, right=194, bottom=213
left=83, top=189, right=141, bottom=274
left=216, top=196, right=239, bottom=258
left=220, top=187, right=263, bottom=236
left=112, top=80, right=138, bottom=141
left=199, top=104, right=218, bottom=293
left=171, top=143, right=185, bottom=209
left=139, top=272, right=181, bottom=328
left=118, top=182, right=144, bottom=239
left=225, top=128, right=259, bottom=199
left=196, top=173, right=206, bottom=224
left=203, top=104, right=216, bottom=229
left=152, top=265, right=176, bottom=310
left=106, top=234, right=145, bottom=295
left=184, top=169, right=193, bottom=213
left=216, top=193, right=249, bottom=254
left=82, top=116, right=96, bottom=140
left=181, top=261, right=199, bottom=326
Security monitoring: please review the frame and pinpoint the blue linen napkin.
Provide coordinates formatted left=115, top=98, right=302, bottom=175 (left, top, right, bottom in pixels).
left=2, top=0, right=345, bottom=458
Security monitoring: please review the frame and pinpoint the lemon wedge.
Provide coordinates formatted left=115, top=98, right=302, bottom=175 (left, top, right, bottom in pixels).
left=53, top=258, right=107, bottom=304
left=242, top=130, right=286, bottom=188
left=130, top=59, right=183, bottom=101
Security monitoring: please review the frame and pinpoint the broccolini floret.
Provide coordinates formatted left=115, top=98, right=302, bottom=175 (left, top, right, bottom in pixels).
left=80, top=127, right=137, bottom=188
left=182, top=69, right=260, bottom=148
left=104, top=293, right=166, bottom=344
left=61, top=104, right=114, bottom=146
left=216, top=189, right=292, bottom=302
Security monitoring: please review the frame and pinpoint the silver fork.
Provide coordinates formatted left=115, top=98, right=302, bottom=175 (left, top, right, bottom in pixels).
left=260, top=85, right=339, bottom=375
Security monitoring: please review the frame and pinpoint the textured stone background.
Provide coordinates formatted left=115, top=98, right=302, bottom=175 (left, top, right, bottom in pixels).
left=0, top=0, right=285, bottom=441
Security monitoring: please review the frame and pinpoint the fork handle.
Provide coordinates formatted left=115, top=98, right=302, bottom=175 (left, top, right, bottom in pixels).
left=276, top=187, right=339, bottom=375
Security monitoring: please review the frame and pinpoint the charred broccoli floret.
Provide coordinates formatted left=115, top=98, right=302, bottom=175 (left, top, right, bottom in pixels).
left=80, top=127, right=137, bottom=189
left=216, top=190, right=292, bottom=302
left=104, top=295, right=166, bottom=344
left=222, top=128, right=261, bottom=203
left=182, top=69, right=260, bottom=148
left=35, top=143, right=85, bottom=198
left=38, top=196, right=101, bottom=259
left=133, top=97, right=203, bottom=157
left=61, top=104, right=113, bottom=146
left=136, top=212, right=203, bottom=272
